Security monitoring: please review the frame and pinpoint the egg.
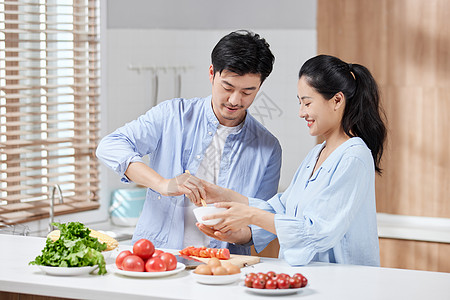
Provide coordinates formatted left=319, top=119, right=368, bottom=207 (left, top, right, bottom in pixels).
left=194, top=264, right=212, bottom=275
left=222, top=262, right=240, bottom=275
left=212, top=266, right=228, bottom=275
left=207, top=257, right=222, bottom=268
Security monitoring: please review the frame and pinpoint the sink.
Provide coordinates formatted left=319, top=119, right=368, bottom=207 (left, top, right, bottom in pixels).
left=0, top=224, right=30, bottom=236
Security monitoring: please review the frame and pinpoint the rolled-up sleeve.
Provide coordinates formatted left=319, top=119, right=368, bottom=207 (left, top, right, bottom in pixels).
left=96, top=104, right=165, bottom=182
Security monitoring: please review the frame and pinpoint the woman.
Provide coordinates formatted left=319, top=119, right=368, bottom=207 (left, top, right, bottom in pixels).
left=196, top=55, right=387, bottom=266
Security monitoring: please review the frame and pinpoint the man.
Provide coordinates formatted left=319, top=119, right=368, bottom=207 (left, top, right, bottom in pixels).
left=96, top=30, right=282, bottom=255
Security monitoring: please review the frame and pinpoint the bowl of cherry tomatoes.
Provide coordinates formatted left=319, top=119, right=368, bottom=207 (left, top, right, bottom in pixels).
left=242, top=271, right=308, bottom=295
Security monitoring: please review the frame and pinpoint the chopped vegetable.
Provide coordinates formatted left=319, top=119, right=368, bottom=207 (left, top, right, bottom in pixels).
left=179, top=246, right=230, bottom=259
left=29, top=222, right=107, bottom=275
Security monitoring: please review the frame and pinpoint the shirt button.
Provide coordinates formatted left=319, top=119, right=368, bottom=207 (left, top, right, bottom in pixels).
left=213, top=121, right=218, bottom=125
left=157, top=195, right=161, bottom=200
left=196, top=155, right=201, bottom=159
left=208, top=131, right=212, bottom=136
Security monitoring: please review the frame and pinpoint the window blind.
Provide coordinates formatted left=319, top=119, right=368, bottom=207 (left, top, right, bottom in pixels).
left=0, top=0, right=100, bottom=225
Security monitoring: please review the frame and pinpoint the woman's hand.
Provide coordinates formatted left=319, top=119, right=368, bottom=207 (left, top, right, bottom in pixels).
left=196, top=223, right=252, bottom=245
left=201, top=202, right=256, bottom=232
left=201, top=180, right=249, bottom=205
left=202, top=202, right=277, bottom=235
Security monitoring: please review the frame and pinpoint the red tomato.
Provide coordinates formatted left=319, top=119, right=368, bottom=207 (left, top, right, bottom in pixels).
left=277, top=277, right=290, bottom=289
left=145, top=257, right=166, bottom=272
left=244, top=275, right=256, bottom=287
left=257, top=272, right=269, bottom=281
left=122, top=255, right=145, bottom=272
left=133, top=239, right=155, bottom=260
left=159, top=253, right=177, bottom=271
left=265, top=279, right=277, bottom=289
left=199, top=249, right=209, bottom=258
left=115, top=250, right=133, bottom=270
left=252, top=278, right=265, bottom=289
left=274, top=273, right=289, bottom=281
left=293, top=273, right=308, bottom=287
left=289, top=276, right=302, bottom=288
left=266, top=271, right=277, bottom=279
left=300, top=276, right=308, bottom=287
left=217, top=248, right=230, bottom=259
left=151, top=249, right=164, bottom=258
left=191, top=248, right=200, bottom=257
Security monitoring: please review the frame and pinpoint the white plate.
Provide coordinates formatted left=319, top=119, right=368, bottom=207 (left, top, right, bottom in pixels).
left=114, top=262, right=185, bottom=278
left=241, top=283, right=305, bottom=295
left=191, top=270, right=242, bottom=285
left=37, top=265, right=98, bottom=276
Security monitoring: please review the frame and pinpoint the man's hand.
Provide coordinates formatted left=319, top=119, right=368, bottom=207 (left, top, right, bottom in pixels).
left=160, top=173, right=206, bottom=205
left=124, top=162, right=206, bottom=204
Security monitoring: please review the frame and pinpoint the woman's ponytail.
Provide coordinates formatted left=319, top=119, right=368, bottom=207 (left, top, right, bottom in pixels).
left=343, top=64, right=386, bottom=174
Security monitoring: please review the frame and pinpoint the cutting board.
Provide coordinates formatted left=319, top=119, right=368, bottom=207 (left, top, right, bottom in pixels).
left=191, top=254, right=260, bottom=268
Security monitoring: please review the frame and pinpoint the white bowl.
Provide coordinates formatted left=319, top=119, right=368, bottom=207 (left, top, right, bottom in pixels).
left=193, top=206, right=226, bottom=226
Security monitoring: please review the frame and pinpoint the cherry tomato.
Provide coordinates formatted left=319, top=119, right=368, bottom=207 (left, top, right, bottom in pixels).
left=133, top=239, right=155, bottom=260
left=151, top=249, right=164, bottom=258
left=245, top=275, right=256, bottom=287
left=277, top=277, right=290, bottom=289
left=257, top=272, right=269, bottom=281
left=293, top=273, right=308, bottom=287
left=274, top=273, right=289, bottom=281
left=252, top=278, right=265, bottom=289
left=266, top=271, right=277, bottom=279
left=289, top=276, right=302, bottom=288
left=265, top=279, right=277, bottom=289
left=300, top=276, right=308, bottom=287
left=115, top=250, right=133, bottom=270
left=122, top=255, right=145, bottom=272
left=159, top=252, right=177, bottom=271
left=145, top=257, right=166, bottom=272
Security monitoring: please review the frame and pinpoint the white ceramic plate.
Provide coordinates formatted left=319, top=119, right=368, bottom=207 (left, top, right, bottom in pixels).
left=191, top=270, right=242, bottom=285
left=37, top=265, right=98, bottom=276
left=114, top=262, right=185, bottom=278
left=240, top=283, right=305, bottom=295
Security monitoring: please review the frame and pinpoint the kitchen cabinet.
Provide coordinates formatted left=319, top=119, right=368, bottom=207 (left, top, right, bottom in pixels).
left=1, top=235, right=449, bottom=299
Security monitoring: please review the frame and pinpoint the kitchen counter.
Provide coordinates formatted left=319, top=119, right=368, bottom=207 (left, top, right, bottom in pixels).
left=1, top=235, right=449, bottom=300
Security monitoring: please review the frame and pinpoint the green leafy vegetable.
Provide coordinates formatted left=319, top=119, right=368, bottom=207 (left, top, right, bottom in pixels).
left=29, top=222, right=107, bottom=275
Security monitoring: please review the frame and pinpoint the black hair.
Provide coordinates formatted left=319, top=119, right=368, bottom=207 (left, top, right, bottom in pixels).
left=299, top=55, right=387, bottom=174
left=211, top=30, right=275, bottom=84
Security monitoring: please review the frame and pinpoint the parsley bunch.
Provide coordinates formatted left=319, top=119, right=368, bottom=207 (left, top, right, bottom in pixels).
left=30, top=222, right=107, bottom=275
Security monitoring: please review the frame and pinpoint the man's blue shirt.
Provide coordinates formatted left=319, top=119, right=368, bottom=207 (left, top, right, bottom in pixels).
left=97, top=96, right=282, bottom=254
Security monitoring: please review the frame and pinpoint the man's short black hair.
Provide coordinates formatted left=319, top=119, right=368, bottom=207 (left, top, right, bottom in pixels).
left=211, top=30, right=275, bottom=84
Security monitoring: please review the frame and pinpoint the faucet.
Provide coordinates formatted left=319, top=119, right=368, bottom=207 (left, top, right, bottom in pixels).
left=48, top=184, right=64, bottom=232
